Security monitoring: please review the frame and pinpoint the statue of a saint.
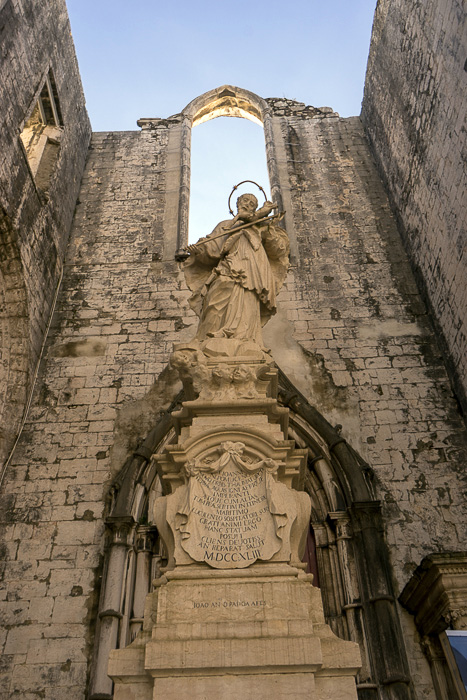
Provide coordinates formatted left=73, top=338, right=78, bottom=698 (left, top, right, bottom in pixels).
left=183, top=193, right=289, bottom=348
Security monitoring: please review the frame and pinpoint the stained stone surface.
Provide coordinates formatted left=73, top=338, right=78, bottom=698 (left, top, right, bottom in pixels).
left=0, top=0, right=91, bottom=468
left=362, top=0, right=467, bottom=415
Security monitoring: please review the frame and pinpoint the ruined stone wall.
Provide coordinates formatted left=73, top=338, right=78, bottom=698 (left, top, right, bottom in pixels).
left=0, top=103, right=466, bottom=698
left=269, top=108, right=467, bottom=697
left=267, top=105, right=466, bottom=650
left=0, top=0, right=91, bottom=466
left=0, top=126, right=195, bottom=699
left=361, top=0, right=467, bottom=415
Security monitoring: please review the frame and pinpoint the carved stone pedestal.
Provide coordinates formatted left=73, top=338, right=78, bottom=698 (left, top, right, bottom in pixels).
left=109, top=565, right=361, bottom=699
left=109, top=342, right=361, bottom=698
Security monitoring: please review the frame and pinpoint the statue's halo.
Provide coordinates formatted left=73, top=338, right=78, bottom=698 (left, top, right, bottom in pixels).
left=228, top=180, right=267, bottom=215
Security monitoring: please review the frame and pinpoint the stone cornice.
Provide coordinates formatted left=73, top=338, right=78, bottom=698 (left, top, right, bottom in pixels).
left=399, top=552, right=467, bottom=635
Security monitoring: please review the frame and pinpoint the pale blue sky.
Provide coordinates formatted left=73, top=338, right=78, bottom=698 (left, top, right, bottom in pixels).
left=66, top=0, right=377, bottom=241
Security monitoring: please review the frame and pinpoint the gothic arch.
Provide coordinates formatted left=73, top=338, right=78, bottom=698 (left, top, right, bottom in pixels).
left=278, top=370, right=413, bottom=700
left=151, top=85, right=290, bottom=260
left=182, top=85, right=267, bottom=127
left=89, top=407, right=178, bottom=699
left=90, top=373, right=414, bottom=700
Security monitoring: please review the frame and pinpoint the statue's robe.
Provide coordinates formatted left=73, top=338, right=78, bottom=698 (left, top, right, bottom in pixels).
left=184, top=218, right=289, bottom=344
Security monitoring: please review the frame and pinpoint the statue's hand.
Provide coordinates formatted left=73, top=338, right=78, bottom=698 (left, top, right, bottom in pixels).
left=221, top=230, right=242, bottom=255
left=253, top=201, right=277, bottom=222
left=186, top=237, right=209, bottom=255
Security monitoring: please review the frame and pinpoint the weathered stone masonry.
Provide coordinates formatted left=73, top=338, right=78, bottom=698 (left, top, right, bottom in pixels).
left=281, top=109, right=466, bottom=570
left=0, top=1, right=466, bottom=698
left=0, top=0, right=91, bottom=467
left=0, top=124, right=196, bottom=698
left=362, top=0, right=467, bottom=415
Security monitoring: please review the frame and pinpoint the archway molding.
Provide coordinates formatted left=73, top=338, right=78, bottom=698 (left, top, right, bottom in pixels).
left=278, top=370, right=413, bottom=699
left=183, top=85, right=267, bottom=127
left=174, top=85, right=281, bottom=260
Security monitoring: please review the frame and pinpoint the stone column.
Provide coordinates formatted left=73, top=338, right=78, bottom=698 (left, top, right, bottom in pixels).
left=129, top=525, right=156, bottom=641
left=262, top=107, right=298, bottom=263
left=175, top=115, right=191, bottom=259
left=89, top=520, right=133, bottom=700
left=330, top=511, right=376, bottom=698
left=350, top=502, right=412, bottom=700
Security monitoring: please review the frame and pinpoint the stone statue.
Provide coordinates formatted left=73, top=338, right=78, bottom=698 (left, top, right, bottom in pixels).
left=183, top=193, right=289, bottom=349
left=111, top=190, right=361, bottom=700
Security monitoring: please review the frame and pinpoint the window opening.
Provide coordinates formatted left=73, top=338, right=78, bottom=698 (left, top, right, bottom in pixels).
left=20, top=70, right=63, bottom=195
left=188, top=116, right=270, bottom=244
left=440, top=631, right=467, bottom=699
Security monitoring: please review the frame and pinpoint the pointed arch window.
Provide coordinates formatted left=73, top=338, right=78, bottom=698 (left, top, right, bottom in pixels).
left=20, top=69, right=63, bottom=195
left=188, top=115, right=271, bottom=244
left=139, top=86, right=292, bottom=261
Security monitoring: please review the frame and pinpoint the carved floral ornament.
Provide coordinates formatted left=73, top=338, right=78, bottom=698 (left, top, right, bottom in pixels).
left=443, top=607, right=467, bottom=628
left=153, top=420, right=304, bottom=493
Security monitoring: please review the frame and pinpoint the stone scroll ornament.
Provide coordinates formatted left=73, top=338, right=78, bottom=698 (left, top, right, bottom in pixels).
left=174, top=442, right=289, bottom=569
left=183, top=183, right=289, bottom=348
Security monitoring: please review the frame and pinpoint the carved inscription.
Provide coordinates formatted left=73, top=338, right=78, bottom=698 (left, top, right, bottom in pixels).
left=193, top=599, right=266, bottom=609
left=180, top=465, right=281, bottom=568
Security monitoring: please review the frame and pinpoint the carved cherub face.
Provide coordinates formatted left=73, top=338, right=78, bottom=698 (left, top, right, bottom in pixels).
left=211, top=366, right=232, bottom=385
left=236, top=194, right=258, bottom=221
left=232, top=365, right=254, bottom=383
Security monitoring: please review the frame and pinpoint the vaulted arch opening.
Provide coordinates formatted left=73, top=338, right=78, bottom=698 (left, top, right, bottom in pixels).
left=188, top=116, right=270, bottom=244
left=157, top=85, right=288, bottom=261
